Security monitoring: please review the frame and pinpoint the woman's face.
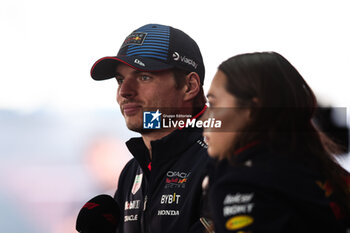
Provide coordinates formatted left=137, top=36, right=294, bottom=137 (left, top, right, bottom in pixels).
left=203, top=70, right=251, bottom=160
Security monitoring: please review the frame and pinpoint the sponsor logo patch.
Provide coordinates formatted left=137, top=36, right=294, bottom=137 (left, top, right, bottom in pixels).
left=157, top=210, right=180, bottom=216
left=172, top=51, right=198, bottom=69
left=164, top=170, right=191, bottom=189
left=134, top=59, right=145, bottom=67
left=226, top=215, right=254, bottom=230
left=131, top=174, right=143, bottom=195
left=316, top=180, right=333, bottom=197
left=124, top=214, right=138, bottom=222
left=160, top=193, right=181, bottom=205
left=167, top=171, right=191, bottom=178
left=165, top=182, right=186, bottom=189
left=124, top=200, right=141, bottom=210
left=173, top=52, right=180, bottom=61
left=121, top=32, right=147, bottom=48
left=224, top=193, right=254, bottom=205
left=223, top=193, right=255, bottom=217
left=223, top=203, right=254, bottom=217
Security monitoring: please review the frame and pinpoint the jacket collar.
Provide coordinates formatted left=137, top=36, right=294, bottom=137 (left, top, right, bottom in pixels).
left=126, top=127, right=203, bottom=174
left=211, top=141, right=265, bottom=169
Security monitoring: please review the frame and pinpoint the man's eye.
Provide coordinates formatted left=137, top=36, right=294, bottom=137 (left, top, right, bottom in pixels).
left=115, top=77, right=123, bottom=85
left=140, top=75, right=151, bottom=81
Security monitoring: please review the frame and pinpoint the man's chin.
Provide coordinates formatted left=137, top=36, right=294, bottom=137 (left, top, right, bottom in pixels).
left=127, top=126, right=143, bottom=133
left=125, top=121, right=142, bottom=132
left=126, top=125, right=155, bottom=134
left=125, top=119, right=148, bottom=133
left=123, top=114, right=163, bottom=134
left=123, top=113, right=142, bottom=131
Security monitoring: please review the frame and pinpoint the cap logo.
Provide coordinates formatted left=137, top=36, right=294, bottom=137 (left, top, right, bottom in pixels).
left=121, top=32, right=147, bottom=48
left=134, top=59, right=145, bottom=67
left=181, top=56, right=198, bottom=69
left=173, top=52, right=198, bottom=69
left=173, top=52, right=180, bottom=61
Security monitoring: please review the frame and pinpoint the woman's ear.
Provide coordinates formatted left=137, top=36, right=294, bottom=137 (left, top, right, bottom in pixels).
left=183, top=72, right=201, bottom=102
left=249, top=97, right=259, bottom=119
left=251, top=97, right=259, bottom=105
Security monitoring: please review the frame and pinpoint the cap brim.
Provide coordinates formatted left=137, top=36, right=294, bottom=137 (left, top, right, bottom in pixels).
left=90, top=56, right=174, bottom=80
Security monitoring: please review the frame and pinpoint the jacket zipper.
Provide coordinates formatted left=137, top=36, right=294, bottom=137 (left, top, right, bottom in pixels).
left=141, top=189, right=149, bottom=233
left=143, top=195, right=148, bottom=211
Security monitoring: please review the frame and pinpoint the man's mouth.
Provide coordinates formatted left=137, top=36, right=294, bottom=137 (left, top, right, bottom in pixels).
left=122, top=103, right=142, bottom=116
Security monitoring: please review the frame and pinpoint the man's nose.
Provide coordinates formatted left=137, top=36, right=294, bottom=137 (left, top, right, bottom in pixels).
left=118, top=78, right=137, bottom=99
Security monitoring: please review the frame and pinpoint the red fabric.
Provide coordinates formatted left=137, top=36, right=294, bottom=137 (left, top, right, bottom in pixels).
left=179, top=105, right=208, bottom=130
left=329, top=202, right=343, bottom=220
left=234, top=140, right=261, bottom=155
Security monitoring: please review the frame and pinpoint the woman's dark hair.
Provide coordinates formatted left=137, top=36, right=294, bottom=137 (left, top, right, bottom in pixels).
left=218, top=52, right=350, bottom=214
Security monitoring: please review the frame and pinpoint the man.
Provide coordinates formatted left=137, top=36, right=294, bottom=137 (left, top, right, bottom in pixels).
left=90, top=24, right=209, bottom=233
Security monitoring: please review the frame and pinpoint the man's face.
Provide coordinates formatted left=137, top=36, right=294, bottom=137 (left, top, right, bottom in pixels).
left=116, top=64, right=185, bottom=132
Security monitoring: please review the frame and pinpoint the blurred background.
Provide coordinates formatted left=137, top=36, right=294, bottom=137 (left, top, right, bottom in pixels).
left=1, top=0, right=349, bottom=232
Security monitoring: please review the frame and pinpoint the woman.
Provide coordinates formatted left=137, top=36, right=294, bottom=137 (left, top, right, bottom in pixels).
left=203, top=52, right=350, bottom=233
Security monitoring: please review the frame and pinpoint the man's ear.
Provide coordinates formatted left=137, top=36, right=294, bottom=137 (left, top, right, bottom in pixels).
left=183, top=72, right=201, bottom=102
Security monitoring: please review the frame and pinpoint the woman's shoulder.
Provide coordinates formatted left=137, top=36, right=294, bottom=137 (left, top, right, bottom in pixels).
left=210, top=147, right=326, bottom=200
left=207, top=150, right=348, bottom=233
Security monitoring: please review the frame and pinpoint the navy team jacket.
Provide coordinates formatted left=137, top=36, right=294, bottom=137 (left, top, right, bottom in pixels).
left=114, top=127, right=210, bottom=233
left=207, top=143, right=350, bottom=233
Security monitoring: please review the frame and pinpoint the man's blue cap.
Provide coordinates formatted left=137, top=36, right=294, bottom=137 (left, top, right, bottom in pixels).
left=91, top=24, right=205, bottom=84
